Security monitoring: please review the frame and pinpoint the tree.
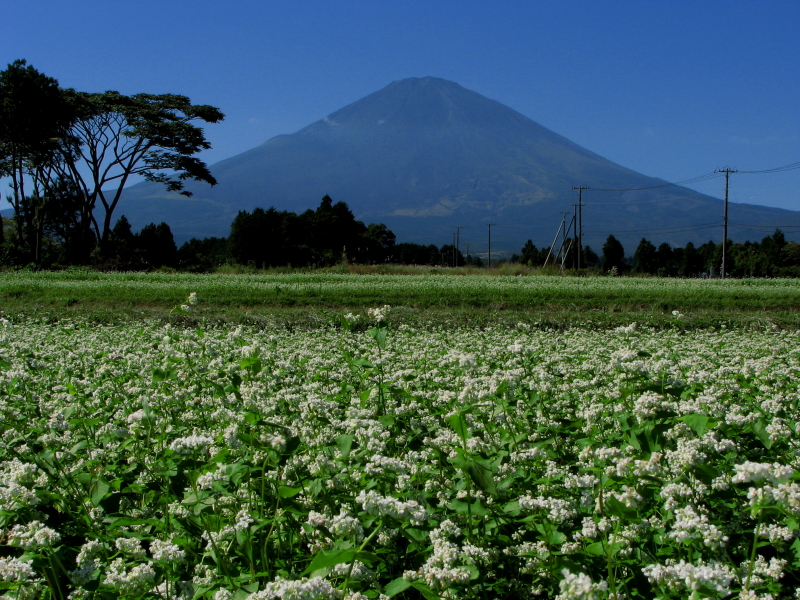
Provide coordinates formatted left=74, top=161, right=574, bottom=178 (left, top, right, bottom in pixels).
left=582, top=246, right=599, bottom=269
left=360, top=223, right=396, bottom=263
left=137, top=222, right=177, bottom=269
left=602, top=235, right=625, bottom=273
left=58, top=90, right=224, bottom=255
left=634, top=238, right=657, bottom=274
left=520, top=240, right=538, bottom=266
left=0, top=60, right=76, bottom=262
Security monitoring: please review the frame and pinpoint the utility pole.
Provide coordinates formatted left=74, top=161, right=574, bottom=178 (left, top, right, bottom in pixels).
left=559, top=210, right=569, bottom=264
left=454, top=226, right=462, bottom=267
left=571, top=203, right=578, bottom=269
left=487, top=223, right=494, bottom=269
left=451, top=232, right=457, bottom=267
left=572, top=187, right=588, bottom=269
left=714, top=168, right=737, bottom=278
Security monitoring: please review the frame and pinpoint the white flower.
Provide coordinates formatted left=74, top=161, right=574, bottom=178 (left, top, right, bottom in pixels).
left=356, top=490, right=426, bottom=525
left=103, top=558, right=156, bottom=596
left=188, top=292, right=198, bottom=305
left=556, top=569, right=607, bottom=600
left=0, top=557, right=40, bottom=583
left=7, top=520, right=61, bottom=549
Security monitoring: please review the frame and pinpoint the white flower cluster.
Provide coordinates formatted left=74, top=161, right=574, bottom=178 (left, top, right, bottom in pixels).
left=356, top=490, right=426, bottom=525
left=150, top=539, right=186, bottom=562
left=518, top=494, right=576, bottom=523
left=115, top=536, right=147, bottom=558
left=367, top=305, right=390, bottom=323
left=0, top=458, right=42, bottom=512
left=555, top=569, right=607, bottom=600
left=6, top=520, right=61, bottom=549
left=328, top=510, right=364, bottom=540
left=642, top=559, right=734, bottom=597
left=732, top=461, right=794, bottom=484
left=169, top=433, right=215, bottom=454
left=70, top=539, right=105, bottom=585
left=245, top=576, right=341, bottom=600
left=196, top=464, right=228, bottom=490
left=0, top=556, right=40, bottom=583
left=405, top=519, right=473, bottom=590
left=103, top=558, right=156, bottom=596
left=667, top=505, right=729, bottom=548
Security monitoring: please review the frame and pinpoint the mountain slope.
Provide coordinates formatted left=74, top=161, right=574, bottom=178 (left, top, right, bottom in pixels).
left=118, top=77, right=800, bottom=252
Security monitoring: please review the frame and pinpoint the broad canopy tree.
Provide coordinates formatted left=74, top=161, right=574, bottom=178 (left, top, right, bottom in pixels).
left=59, top=90, right=224, bottom=252
left=0, top=59, right=224, bottom=264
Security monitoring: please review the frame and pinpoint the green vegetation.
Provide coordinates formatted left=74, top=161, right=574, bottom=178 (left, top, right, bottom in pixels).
left=1, top=305, right=799, bottom=598
left=2, top=270, right=800, bottom=328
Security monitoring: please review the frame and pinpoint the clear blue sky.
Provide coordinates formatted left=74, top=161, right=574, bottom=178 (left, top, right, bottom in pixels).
left=3, top=0, right=799, bottom=213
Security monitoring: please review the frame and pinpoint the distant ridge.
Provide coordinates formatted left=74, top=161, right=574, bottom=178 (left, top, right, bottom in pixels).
left=118, top=76, right=800, bottom=252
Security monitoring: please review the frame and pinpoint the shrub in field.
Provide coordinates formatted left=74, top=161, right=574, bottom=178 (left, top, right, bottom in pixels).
left=1, top=304, right=799, bottom=598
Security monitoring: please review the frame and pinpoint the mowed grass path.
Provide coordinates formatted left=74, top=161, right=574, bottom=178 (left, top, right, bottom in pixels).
left=2, top=269, right=799, bottom=327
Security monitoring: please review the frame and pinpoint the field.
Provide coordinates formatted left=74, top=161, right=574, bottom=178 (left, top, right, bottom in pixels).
left=3, top=269, right=800, bottom=328
left=2, top=273, right=800, bottom=599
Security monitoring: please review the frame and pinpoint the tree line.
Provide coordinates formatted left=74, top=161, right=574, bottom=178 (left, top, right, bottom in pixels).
left=517, top=230, right=800, bottom=277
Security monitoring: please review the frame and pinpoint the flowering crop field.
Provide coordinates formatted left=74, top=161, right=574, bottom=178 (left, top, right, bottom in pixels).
left=2, top=302, right=800, bottom=599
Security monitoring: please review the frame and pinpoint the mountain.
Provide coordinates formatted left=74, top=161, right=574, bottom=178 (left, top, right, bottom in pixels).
left=117, top=77, right=800, bottom=254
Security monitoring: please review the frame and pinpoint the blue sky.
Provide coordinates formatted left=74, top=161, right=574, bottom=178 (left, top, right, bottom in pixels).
left=3, top=0, right=799, bottom=214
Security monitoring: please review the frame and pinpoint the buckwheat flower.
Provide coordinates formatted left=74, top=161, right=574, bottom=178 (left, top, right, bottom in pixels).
left=215, top=590, right=233, bottom=600
left=246, top=576, right=340, bottom=600
left=181, top=304, right=191, bottom=312
left=329, top=511, right=364, bottom=540
left=367, top=305, right=390, bottom=323
left=642, top=559, right=734, bottom=597
left=0, top=556, right=40, bottom=583
left=556, top=569, right=607, bottom=600
left=169, top=433, right=214, bottom=455
left=103, top=558, right=156, bottom=597
left=667, top=505, right=728, bottom=548
left=188, top=292, right=198, bottom=305
left=356, top=490, right=426, bottom=525
left=7, top=520, right=61, bottom=549
left=732, top=461, right=793, bottom=484
left=115, top=537, right=147, bottom=558
left=150, top=539, right=186, bottom=563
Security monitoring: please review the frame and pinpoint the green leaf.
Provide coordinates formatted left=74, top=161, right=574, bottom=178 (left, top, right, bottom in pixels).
left=447, top=413, right=470, bottom=443
left=603, top=496, right=638, bottom=521
left=752, top=419, right=773, bottom=449
left=682, top=414, right=709, bottom=436
left=336, top=434, right=355, bottom=459
left=91, top=479, right=110, bottom=506
left=411, top=582, right=439, bottom=600
left=385, top=578, right=412, bottom=597
left=535, top=523, right=566, bottom=545
left=369, top=327, right=387, bottom=349
left=278, top=485, right=303, bottom=498
left=584, top=541, right=606, bottom=556
left=302, top=549, right=378, bottom=575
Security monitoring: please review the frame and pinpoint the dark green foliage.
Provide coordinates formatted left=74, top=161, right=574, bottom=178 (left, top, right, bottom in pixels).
left=101, top=217, right=177, bottom=270
left=582, top=245, right=599, bottom=268
left=602, top=235, right=626, bottom=273
left=390, top=243, right=441, bottom=265
left=228, top=197, right=396, bottom=268
left=177, top=237, right=230, bottom=272
left=137, top=222, right=177, bottom=269
left=0, top=59, right=223, bottom=266
left=634, top=238, right=657, bottom=273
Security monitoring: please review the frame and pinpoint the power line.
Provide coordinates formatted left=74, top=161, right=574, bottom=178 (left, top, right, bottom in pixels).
left=584, top=222, right=720, bottom=235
